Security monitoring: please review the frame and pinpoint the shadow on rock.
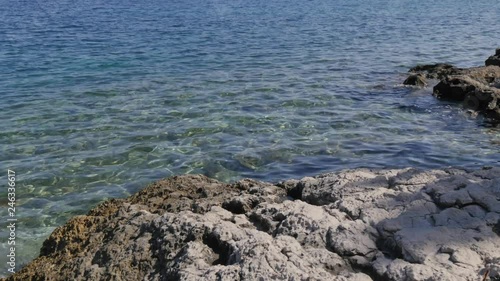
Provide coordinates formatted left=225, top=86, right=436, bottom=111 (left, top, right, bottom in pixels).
left=3, top=168, right=500, bottom=281
left=405, top=48, right=500, bottom=121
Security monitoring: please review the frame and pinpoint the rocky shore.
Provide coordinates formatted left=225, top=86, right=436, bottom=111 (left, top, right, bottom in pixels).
left=404, top=48, right=500, bottom=121
left=3, top=167, right=500, bottom=281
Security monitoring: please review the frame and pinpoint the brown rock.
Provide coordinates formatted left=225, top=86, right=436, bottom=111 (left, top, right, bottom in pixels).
left=408, top=63, right=459, bottom=79
left=3, top=175, right=291, bottom=281
left=3, top=168, right=500, bottom=281
left=433, top=66, right=500, bottom=118
left=407, top=49, right=500, bottom=121
left=403, top=73, right=427, bottom=87
left=485, top=48, right=500, bottom=66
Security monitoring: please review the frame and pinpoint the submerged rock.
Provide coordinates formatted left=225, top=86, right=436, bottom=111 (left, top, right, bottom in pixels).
left=3, top=168, right=500, bottom=281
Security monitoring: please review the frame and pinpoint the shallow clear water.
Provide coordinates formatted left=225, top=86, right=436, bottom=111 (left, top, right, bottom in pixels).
left=1, top=0, right=499, bottom=275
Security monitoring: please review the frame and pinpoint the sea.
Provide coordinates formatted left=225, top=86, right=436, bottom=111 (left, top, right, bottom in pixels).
left=0, top=0, right=499, bottom=276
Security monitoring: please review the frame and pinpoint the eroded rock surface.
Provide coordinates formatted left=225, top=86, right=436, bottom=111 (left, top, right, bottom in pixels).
left=3, top=168, right=500, bottom=281
left=408, top=63, right=459, bottom=80
left=406, top=48, right=500, bottom=120
left=403, top=73, right=428, bottom=87
left=486, top=48, right=500, bottom=67
left=433, top=66, right=500, bottom=119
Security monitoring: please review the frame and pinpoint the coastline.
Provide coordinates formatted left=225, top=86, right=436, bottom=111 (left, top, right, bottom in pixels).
left=3, top=0, right=500, bottom=279
left=3, top=167, right=499, bottom=281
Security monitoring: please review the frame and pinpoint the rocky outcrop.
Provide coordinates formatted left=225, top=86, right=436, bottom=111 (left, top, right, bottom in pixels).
left=3, top=168, right=500, bottom=281
left=486, top=48, right=500, bottom=67
left=433, top=66, right=500, bottom=119
left=406, top=49, right=500, bottom=120
left=403, top=73, right=427, bottom=87
left=408, top=63, right=459, bottom=80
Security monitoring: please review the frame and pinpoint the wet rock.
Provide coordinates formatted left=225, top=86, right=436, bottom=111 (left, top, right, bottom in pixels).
left=408, top=63, right=459, bottom=79
left=403, top=74, right=427, bottom=87
left=486, top=48, right=500, bottom=66
left=3, top=168, right=500, bottom=281
left=407, top=49, right=500, bottom=121
left=433, top=69, right=500, bottom=119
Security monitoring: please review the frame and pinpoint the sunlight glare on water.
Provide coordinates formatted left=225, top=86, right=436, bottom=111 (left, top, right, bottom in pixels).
left=0, top=0, right=499, bottom=275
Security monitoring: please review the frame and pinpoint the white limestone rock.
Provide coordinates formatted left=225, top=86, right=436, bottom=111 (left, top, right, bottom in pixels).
left=6, top=168, right=500, bottom=281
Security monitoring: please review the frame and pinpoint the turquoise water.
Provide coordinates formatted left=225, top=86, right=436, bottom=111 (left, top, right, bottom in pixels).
left=1, top=0, right=499, bottom=275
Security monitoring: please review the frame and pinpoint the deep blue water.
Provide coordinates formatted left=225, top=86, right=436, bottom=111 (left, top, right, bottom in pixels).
left=1, top=0, right=499, bottom=275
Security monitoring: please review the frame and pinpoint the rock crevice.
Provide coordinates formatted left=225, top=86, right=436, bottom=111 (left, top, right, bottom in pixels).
left=3, top=168, right=500, bottom=281
left=405, top=48, right=500, bottom=121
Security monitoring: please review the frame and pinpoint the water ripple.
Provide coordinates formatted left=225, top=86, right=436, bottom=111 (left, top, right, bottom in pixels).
left=1, top=0, right=500, bottom=275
